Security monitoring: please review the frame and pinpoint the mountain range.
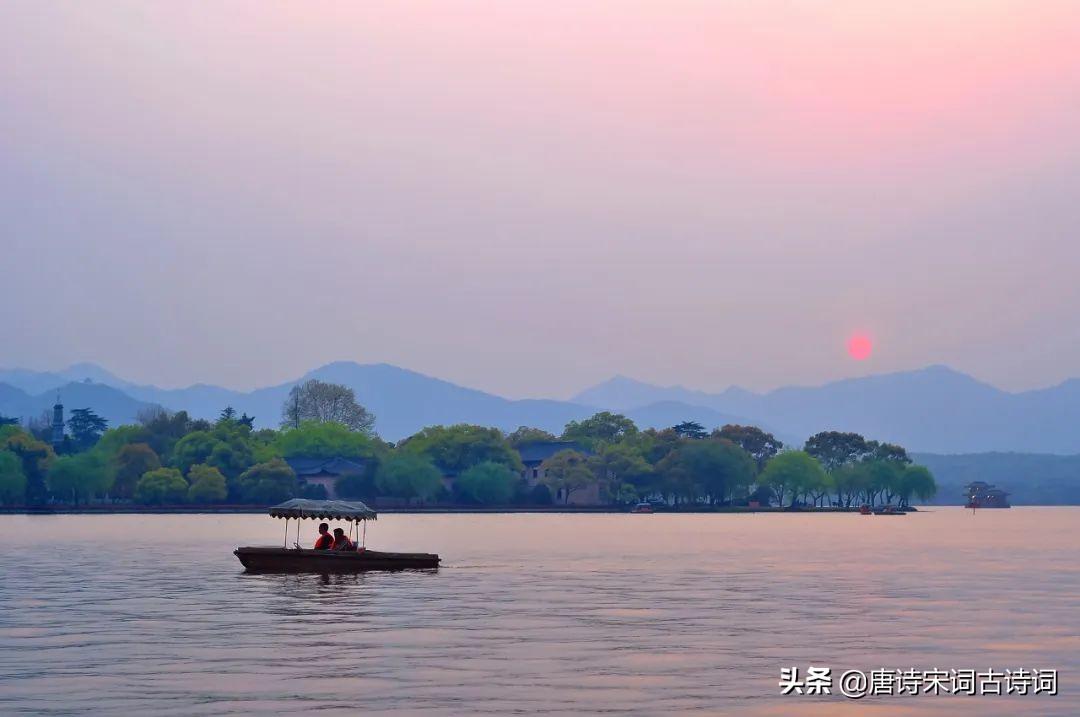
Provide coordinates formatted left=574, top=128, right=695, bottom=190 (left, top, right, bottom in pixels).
left=1, top=362, right=1079, bottom=454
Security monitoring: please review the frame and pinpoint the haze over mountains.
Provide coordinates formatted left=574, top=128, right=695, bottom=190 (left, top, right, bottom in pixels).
left=1, top=362, right=1079, bottom=454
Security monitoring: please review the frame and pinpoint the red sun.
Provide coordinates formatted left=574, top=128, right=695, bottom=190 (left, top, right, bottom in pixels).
left=847, top=333, right=873, bottom=361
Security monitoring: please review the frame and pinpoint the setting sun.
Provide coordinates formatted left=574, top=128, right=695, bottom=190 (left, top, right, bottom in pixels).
left=847, top=333, right=874, bottom=361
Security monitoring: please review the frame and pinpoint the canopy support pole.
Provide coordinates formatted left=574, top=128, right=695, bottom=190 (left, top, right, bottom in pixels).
left=362, top=519, right=366, bottom=549
left=283, top=517, right=288, bottom=548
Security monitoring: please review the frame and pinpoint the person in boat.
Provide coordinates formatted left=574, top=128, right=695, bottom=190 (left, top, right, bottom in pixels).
left=332, top=527, right=355, bottom=551
left=313, top=522, right=334, bottom=550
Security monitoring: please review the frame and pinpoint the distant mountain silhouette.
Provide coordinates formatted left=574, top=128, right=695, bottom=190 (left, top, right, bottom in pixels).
left=0, top=381, right=157, bottom=428
left=573, top=365, right=1080, bottom=453
left=4, top=362, right=1080, bottom=452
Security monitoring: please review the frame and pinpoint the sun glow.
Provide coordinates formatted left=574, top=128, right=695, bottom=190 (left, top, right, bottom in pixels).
left=847, top=333, right=874, bottom=361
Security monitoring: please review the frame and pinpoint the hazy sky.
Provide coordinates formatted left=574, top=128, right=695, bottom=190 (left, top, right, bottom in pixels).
left=3, top=1, right=1079, bottom=398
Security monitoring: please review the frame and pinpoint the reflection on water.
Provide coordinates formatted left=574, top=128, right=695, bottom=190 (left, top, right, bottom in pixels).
left=0, top=509, right=1077, bottom=715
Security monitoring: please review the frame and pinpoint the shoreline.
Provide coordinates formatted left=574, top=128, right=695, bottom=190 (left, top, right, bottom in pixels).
left=0, top=505, right=944, bottom=516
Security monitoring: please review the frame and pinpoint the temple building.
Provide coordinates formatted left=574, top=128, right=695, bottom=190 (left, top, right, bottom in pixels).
left=284, top=456, right=367, bottom=500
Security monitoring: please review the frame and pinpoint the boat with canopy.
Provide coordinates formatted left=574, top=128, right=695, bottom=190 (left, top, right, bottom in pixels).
left=234, top=498, right=440, bottom=573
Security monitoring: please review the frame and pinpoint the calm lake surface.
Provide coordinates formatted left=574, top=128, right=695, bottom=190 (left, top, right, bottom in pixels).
left=1, top=509, right=1077, bottom=716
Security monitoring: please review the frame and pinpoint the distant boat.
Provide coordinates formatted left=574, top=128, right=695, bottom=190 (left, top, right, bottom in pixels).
left=631, top=502, right=654, bottom=514
left=234, top=499, right=440, bottom=573
left=964, top=481, right=1011, bottom=509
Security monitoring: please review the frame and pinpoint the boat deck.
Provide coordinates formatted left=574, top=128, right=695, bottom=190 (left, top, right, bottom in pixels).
left=234, top=546, right=440, bottom=573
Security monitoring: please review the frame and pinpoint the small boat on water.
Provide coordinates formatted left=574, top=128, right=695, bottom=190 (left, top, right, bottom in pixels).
left=234, top=499, right=440, bottom=573
left=631, top=502, right=654, bottom=513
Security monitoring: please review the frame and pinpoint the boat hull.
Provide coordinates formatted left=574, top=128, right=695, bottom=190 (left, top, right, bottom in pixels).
left=234, top=547, right=440, bottom=573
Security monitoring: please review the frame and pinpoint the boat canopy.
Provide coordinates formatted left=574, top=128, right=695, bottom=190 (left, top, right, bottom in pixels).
left=269, top=498, right=377, bottom=521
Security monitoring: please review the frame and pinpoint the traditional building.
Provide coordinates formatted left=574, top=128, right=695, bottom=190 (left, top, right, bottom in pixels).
left=517, top=440, right=598, bottom=505
left=964, top=481, right=1011, bottom=508
left=284, top=456, right=367, bottom=500
left=51, top=397, right=65, bottom=451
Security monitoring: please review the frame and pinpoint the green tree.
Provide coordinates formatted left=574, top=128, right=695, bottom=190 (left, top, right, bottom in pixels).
left=219, top=406, right=237, bottom=423
left=0, top=450, right=26, bottom=504
left=714, top=425, right=784, bottom=471
left=804, top=431, right=870, bottom=473
left=400, top=425, right=522, bottom=474
left=1, top=425, right=55, bottom=505
left=275, top=421, right=379, bottom=461
left=0, top=415, right=19, bottom=426
left=759, top=451, right=827, bottom=508
left=375, top=453, right=442, bottom=503
left=671, top=439, right=755, bottom=505
left=171, top=423, right=255, bottom=481
left=456, top=461, right=517, bottom=504
left=561, top=412, right=638, bottom=450
left=67, top=408, right=109, bottom=451
left=589, top=442, right=653, bottom=503
left=897, top=465, right=937, bottom=507
left=540, top=449, right=594, bottom=504
left=236, top=458, right=298, bottom=504
left=281, top=379, right=375, bottom=434
left=48, top=451, right=112, bottom=504
left=187, top=463, right=228, bottom=503
left=671, top=421, right=707, bottom=440
left=506, top=426, right=557, bottom=448
left=134, top=467, right=188, bottom=505
left=111, top=443, right=161, bottom=500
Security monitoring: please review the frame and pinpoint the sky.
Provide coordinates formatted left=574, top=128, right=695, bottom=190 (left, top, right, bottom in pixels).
left=2, top=1, right=1080, bottom=398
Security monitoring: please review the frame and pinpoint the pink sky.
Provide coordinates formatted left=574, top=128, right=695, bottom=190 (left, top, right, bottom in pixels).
left=2, top=1, right=1079, bottom=396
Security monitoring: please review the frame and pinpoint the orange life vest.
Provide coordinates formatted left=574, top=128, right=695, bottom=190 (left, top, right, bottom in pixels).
left=314, top=533, right=333, bottom=550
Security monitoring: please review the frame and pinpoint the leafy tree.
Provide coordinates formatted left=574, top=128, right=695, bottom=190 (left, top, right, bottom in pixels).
left=67, top=408, right=109, bottom=451
left=111, top=443, right=161, bottom=500
left=236, top=458, right=298, bottom=504
left=137, top=409, right=199, bottom=461
left=589, top=442, right=653, bottom=502
left=540, top=449, right=594, bottom=504
left=506, top=426, right=557, bottom=448
left=400, top=425, right=522, bottom=474
left=669, top=439, right=755, bottom=505
left=238, top=413, right=255, bottom=429
left=281, top=379, right=375, bottom=434
left=334, top=467, right=378, bottom=501
left=0, top=415, right=18, bottom=427
left=1, top=425, right=55, bottom=505
left=187, top=463, right=228, bottom=503
left=831, top=463, right=861, bottom=508
left=671, top=421, right=707, bottom=440
left=456, top=461, right=517, bottom=504
left=759, top=451, right=827, bottom=508
left=868, top=441, right=912, bottom=465
left=714, top=425, right=783, bottom=471
left=804, top=431, right=871, bottom=473
left=897, top=465, right=937, bottom=507
left=275, top=421, right=378, bottom=461
left=171, top=423, right=255, bottom=480
left=48, top=451, right=111, bottom=504
left=219, top=406, right=237, bottom=423
left=134, top=468, right=188, bottom=505
left=0, top=450, right=26, bottom=504
left=561, top=412, right=638, bottom=449
left=375, top=453, right=442, bottom=503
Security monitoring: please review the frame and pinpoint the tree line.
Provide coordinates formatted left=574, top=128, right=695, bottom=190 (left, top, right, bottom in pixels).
left=0, top=379, right=936, bottom=508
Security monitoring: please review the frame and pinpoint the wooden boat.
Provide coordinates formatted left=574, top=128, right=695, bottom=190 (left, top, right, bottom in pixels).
left=234, top=546, right=439, bottom=573
left=234, top=498, right=440, bottom=573
left=631, top=502, right=654, bottom=513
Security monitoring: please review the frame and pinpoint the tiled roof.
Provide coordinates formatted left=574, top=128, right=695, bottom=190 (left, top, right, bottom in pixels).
left=284, top=456, right=367, bottom=477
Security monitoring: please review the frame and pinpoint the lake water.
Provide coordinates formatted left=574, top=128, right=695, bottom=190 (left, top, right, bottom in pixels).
left=1, top=509, right=1077, bottom=715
